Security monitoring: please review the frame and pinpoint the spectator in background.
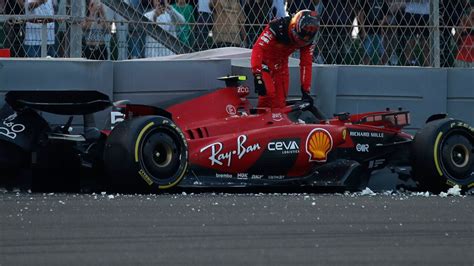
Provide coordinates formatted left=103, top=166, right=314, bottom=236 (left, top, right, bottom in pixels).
left=401, top=0, right=430, bottom=66
left=320, top=0, right=357, bottom=64
left=244, top=0, right=272, bottom=48
left=55, top=0, right=69, bottom=58
left=127, top=0, right=148, bottom=59
left=454, top=6, right=473, bottom=67
left=440, top=0, right=468, bottom=67
left=144, top=0, right=185, bottom=57
left=195, top=0, right=212, bottom=50
left=357, top=0, right=389, bottom=65
left=209, top=0, right=245, bottom=48
left=23, top=0, right=56, bottom=57
left=82, top=0, right=110, bottom=60
left=172, top=0, right=194, bottom=47
left=381, top=0, right=404, bottom=65
left=4, top=0, right=25, bottom=57
left=272, top=0, right=286, bottom=18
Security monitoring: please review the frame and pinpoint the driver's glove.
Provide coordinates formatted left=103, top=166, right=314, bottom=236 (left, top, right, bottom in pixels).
left=254, top=74, right=266, bottom=96
left=301, top=87, right=314, bottom=106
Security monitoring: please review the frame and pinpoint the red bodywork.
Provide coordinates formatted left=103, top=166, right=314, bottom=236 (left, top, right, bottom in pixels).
left=141, top=85, right=412, bottom=181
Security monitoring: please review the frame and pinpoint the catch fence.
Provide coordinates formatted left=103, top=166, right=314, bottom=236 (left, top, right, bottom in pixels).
left=0, top=0, right=472, bottom=67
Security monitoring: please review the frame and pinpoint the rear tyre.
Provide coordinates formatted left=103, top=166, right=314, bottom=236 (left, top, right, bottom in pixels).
left=103, top=116, right=188, bottom=191
left=412, top=118, right=474, bottom=192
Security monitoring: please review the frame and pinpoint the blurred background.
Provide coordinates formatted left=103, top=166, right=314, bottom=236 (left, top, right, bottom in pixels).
left=0, top=0, right=472, bottom=67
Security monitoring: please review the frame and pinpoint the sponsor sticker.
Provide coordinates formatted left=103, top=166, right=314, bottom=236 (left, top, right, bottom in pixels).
left=216, top=173, right=233, bottom=178
left=305, top=128, right=333, bottom=162
left=237, top=173, right=249, bottom=180
left=226, top=105, right=237, bottom=116
left=349, top=131, right=384, bottom=138
left=260, top=32, right=273, bottom=45
left=356, top=143, right=369, bottom=152
left=0, top=113, right=26, bottom=140
left=200, top=135, right=261, bottom=167
left=272, top=113, right=284, bottom=122
left=268, top=175, right=285, bottom=180
left=237, top=86, right=250, bottom=95
left=110, top=111, right=125, bottom=129
left=368, top=159, right=385, bottom=169
left=268, top=139, right=299, bottom=154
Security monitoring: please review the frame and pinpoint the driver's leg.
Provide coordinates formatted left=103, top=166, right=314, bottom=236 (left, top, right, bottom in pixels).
left=257, top=71, right=276, bottom=108
left=273, top=67, right=289, bottom=108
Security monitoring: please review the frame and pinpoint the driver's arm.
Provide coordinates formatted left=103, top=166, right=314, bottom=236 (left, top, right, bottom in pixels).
left=299, top=44, right=315, bottom=93
left=251, top=26, right=274, bottom=75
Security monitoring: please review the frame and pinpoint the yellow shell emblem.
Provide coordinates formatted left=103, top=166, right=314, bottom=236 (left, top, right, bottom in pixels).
left=306, top=128, right=333, bottom=162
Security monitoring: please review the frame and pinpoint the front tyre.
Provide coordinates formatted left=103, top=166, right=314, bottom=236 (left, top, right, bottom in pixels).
left=103, top=116, right=188, bottom=191
left=412, top=118, right=474, bottom=192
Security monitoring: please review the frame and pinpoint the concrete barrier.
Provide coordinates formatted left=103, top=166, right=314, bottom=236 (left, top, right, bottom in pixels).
left=113, top=59, right=232, bottom=105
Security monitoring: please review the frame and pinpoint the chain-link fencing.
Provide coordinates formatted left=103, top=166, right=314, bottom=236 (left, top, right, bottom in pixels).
left=0, top=0, right=472, bottom=67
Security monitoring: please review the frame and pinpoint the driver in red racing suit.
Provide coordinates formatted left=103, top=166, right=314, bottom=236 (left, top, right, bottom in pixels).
left=251, top=10, right=320, bottom=109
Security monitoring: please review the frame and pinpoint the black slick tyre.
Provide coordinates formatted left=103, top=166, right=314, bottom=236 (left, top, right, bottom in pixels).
left=103, top=116, right=188, bottom=191
left=412, top=118, right=474, bottom=192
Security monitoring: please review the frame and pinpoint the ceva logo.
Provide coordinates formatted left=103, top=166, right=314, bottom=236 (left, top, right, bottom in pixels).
left=306, top=128, right=333, bottom=162
left=268, top=140, right=299, bottom=154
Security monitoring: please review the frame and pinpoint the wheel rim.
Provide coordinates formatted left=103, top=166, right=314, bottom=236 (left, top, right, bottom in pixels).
left=440, top=131, right=474, bottom=180
left=450, top=144, right=469, bottom=168
left=140, top=129, right=182, bottom=182
left=152, top=142, right=173, bottom=168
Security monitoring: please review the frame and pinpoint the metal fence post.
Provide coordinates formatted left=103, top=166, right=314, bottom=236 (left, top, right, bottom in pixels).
left=41, top=23, right=48, bottom=57
left=70, top=0, right=85, bottom=58
left=431, top=0, right=441, bottom=68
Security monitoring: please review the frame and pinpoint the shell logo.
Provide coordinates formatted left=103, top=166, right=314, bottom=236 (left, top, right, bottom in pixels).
left=305, top=128, right=333, bottom=162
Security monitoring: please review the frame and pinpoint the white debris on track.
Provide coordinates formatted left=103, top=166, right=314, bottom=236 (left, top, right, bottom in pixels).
left=360, top=187, right=376, bottom=196
left=439, top=185, right=462, bottom=197
left=410, top=191, right=431, bottom=197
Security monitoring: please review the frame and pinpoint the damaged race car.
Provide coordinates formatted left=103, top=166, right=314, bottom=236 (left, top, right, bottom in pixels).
left=0, top=76, right=473, bottom=192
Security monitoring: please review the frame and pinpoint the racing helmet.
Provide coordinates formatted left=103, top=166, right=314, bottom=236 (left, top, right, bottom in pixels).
left=289, top=10, right=320, bottom=46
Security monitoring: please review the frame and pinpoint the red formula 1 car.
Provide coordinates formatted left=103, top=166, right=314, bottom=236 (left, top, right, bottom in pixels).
left=1, top=76, right=473, bottom=192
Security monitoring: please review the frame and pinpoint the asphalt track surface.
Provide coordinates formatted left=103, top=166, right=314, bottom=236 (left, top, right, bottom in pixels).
left=1, top=190, right=473, bottom=266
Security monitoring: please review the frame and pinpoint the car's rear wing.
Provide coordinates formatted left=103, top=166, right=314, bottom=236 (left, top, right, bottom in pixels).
left=5, top=91, right=112, bottom=115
